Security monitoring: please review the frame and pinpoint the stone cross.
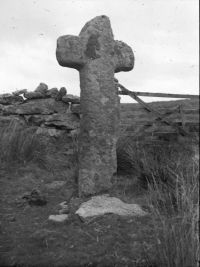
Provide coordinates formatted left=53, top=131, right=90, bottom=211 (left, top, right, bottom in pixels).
left=56, top=15, right=134, bottom=196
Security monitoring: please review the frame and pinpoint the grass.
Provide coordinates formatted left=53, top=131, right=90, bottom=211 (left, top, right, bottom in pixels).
left=0, top=119, right=199, bottom=266
left=0, top=119, right=46, bottom=168
left=117, top=137, right=199, bottom=267
left=0, top=119, right=78, bottom=179
left=146, top=158, right=199, bottom=267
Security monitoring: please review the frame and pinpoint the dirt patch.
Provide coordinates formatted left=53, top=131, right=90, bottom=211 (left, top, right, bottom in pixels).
left=0, top=166, right=156, bottom=267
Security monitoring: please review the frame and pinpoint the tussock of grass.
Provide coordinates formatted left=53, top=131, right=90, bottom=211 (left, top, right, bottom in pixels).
left=0, top=119, right=78, bottom=184
left=0, top=119, right=46, bottom=167
left=146, top=159, right=199, bottom=267
left=118, top=137, right=199, bottom=267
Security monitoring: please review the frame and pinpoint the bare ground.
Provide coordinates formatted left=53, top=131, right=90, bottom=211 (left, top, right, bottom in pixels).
left=0, top=165, right=157, bottom=267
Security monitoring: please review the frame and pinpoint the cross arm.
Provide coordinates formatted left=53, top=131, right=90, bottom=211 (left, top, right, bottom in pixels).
left=56, top=35, right=85, bottom=70
left=114, top=41, right=134, bottom=73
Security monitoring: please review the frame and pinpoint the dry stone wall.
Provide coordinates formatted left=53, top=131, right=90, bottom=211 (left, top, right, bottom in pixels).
left=0, top=83, right=80, bottom=137
left=0, top=82, right=199, bottom=143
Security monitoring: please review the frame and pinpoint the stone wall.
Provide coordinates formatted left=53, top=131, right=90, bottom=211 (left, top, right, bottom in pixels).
left=0, top=82, right=199, bottom=144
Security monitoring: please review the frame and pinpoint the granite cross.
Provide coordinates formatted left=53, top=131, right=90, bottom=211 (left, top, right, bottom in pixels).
left=56, top=15, right=134, bottom=196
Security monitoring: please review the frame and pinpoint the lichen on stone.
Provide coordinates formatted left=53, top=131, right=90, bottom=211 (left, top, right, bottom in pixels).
left=85, top=34, right=101, bottom=59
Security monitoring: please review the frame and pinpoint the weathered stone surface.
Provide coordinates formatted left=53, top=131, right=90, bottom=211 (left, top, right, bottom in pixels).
left=35, top=82, right=48, bottom=95
left=24, top=91, right=45, bottom=100
left=48, top=214, right=69, bottom=223
left=76, top=195, right=147, bottom=218
left=2, top=98, right=69, bottom=115
left=24, top=112, right=76, bottom=129
left=0, top=94, right=24, bottom=105
left=46, top=88, right=59, bottom=98
left=56, top=87, right=67, bottom=101
left=56, top=15, right=134, bottom=196
left=71, top=104, right=80, bottom=114
left=24, top=115, right=49, bottom=126
left=12, top=89, right=28, bottom=96
left=62, top=94, right=80, bottom=104
left=44, top=113, right=79, bottom=130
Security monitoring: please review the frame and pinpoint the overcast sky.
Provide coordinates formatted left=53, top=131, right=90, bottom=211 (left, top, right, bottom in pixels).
left=0, top=0, right=198, bottom=102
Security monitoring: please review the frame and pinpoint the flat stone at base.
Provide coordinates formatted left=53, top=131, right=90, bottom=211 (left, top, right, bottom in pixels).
left=48, top=214, right=69, bottom=222
left=75, top=195, right=147, bottom=218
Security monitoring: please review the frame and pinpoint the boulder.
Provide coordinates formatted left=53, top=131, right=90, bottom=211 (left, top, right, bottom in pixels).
left=24, top=91, right=46, bottom=100
left=44, top=113, right=80, bottom=130
left=34, top=83, right=48, bottom=95
left=76, top=195, right=147, bottom=218
left=46, top=88, right=59, bottom=98
left=12, top=89, right=28, bottom=96
left=0, top=94, right=24, bottom=105
left=62, top=94, right=80, bottom=104
left=56, top=87, right=67, bottom=101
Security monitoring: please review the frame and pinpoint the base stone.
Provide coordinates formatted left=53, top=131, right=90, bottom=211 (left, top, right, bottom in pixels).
left=75, top=195, right=147, bottom=218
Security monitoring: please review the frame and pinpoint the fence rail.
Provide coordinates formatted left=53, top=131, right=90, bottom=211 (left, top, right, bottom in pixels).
left=115, top=80, right=199, bottom=143
left=118, top=91, right=199, bottom=99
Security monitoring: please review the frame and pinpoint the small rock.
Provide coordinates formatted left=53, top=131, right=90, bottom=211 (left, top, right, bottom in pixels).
left=48, top=214, right=69, bottom=223
left=46, top=181, right=66, bottom=190
left=59, top=201, right=68, bottom=208
left=58, top=201, right=69, bottom=214
left=62, top=94, right=80, bottom=104
left=35, top=83, right=48, bottom=95
left=22, top=189, right=47, bottom=206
